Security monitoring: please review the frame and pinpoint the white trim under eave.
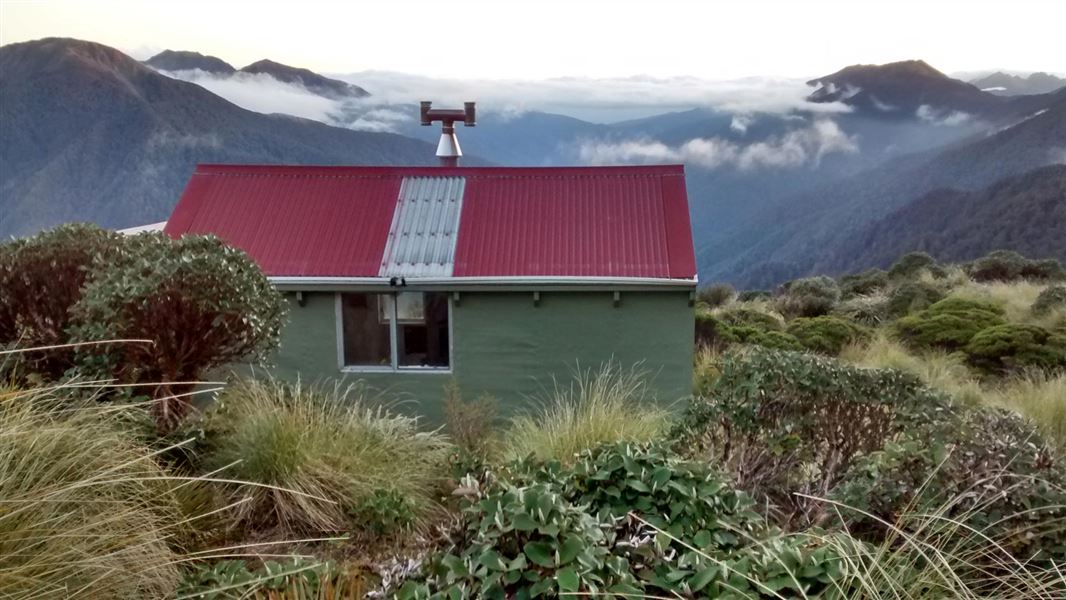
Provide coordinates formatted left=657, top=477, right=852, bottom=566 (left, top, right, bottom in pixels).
left=271, top=275, right=698, bottom=290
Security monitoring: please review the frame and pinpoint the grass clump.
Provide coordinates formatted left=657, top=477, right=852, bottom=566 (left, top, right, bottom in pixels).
left=203, top=377, right=451, bottom=537
left=841, top=333, right=984, bottom=404
left=504, top=364, right=670, bottom=463
left=988, top=373, right=1066, bottom=449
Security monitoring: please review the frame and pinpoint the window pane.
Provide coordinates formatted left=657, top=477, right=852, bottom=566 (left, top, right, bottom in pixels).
left=340, top=293, right=392, bottom=367
left=397, top=292, right=450, bottom=368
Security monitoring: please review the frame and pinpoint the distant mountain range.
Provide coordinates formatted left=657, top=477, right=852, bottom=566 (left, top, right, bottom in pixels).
left=144, top=49, right=370, bottom=99
left=971, top=71, right=1066, bottom=96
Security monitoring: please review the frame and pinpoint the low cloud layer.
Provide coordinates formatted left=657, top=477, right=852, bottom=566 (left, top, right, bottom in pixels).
left=576, top=119, right=858, bottom=170
left=916, top=104, right=971, bottom=126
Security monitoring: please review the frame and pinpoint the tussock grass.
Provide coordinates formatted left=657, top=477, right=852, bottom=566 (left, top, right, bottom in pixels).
left=947, top=280, right=1048, bottom=325
left=841, top=333, right=984, bottom=404
left=504, top=364, right=671, bottom=463
left=204, top=377, right=452, bottom=536
left=0, top=386, right=184, bottom=599
left=987, top=373, right=1066, bottom=449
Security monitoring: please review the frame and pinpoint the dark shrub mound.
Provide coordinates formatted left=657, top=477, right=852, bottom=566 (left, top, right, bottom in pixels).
left=964, top=323, right=1066, bottom=373
left=885, top=280, right=945, bottom=318
left=696, top=308, right=802, bottom=351
left=774, top=276, right=841, bottom=318
left=737, top=289, right=771, bottom=302
left=887, top=251, right=942, bottom=281
left=968, top=250, right=1066, bottom=282
left=717, top=307, right=784, bottom=330
left=673, top=348, right=950, bottom=527
left=696, top=282, right=736, bottom=308
left=839, top=268, right=889, bottom=298
left=894, top=297, right=1006, bottom=351
left=787, top=316, right=869, bottom=355
left=834, top=408, right=1066, bottom=564
left=1033, top=285, right=1066, bottom=315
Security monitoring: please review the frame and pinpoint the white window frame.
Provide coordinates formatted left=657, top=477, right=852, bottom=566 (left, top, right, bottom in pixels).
left=335, top=291, right=453, bottom=374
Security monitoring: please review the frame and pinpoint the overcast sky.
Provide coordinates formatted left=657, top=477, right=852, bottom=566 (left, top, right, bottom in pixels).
left=2, top=0, right=1063, bottom=79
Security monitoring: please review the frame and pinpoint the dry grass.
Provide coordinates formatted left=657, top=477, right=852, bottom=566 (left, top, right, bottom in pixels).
left=841, top=333, right=984, bottom=404
left=986, top=373, right=1066, bottom=450
left=504, top=364, right=672, bottom=463
left=946, top=280, right=1048, bottom=325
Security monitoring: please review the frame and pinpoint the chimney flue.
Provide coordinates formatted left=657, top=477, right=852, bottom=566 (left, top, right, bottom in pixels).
left=420, top=101, right=476, bottom=167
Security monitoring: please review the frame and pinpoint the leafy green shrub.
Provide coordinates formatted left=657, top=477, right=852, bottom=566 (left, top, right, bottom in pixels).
left=504, top=364, right=669, bottom=463
left=674, top=348, right=950, bottom=527
left=774, top=276, right=841, bottom=318
left=0, top=388, right=183, bottom=598
left=834, top=407, right=1066, bottom=564
left=894, top=297, right=1006, bottom=351
left=786, top=316, right=869, bottom=355
left=696, top=308, right=801, bottom=351
left=1033, top=285, right=1066, bottom=315
left=968, top=250, right=1065, bottom=282
left=885, top=280, right=945, bottom=317
left=203, top=378, right=451, bottom=537
left=887, top=251, right=940, bottom=281
left=179, top=557, right=372, bottom=599
left=839, top=268, right=889, bottom=298
left=963, top=323, right=1066, bottom=373
left=717, top=306, right=784, bottom=330
left=70, top=233, right=287, bottom=433
left=696, top=282, right=736, bottom=308
left=0, top=224, right=122, bottom=380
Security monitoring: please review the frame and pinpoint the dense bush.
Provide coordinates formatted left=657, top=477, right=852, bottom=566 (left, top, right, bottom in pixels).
left=839, top=268, right=889, bottom=298
left=696, top=282, right=736, bottom=308
left=894, top=297, right=1006, bottom=351
left=885, top=280, right=945, bottom=318
left=203, top=378, right=451, bottom=537
left=70, top=234, right=287, bottom=432
left=968, top=250, right=1066, bottom=282
left=1033, top=285, right=1066, bottom=315
left=674, top=348, right=950, bottom=527
left=964, top=323, right=1066, bottom=373
left=887, top=251, right=941, bottom=281
left=786, top=316, right=869, bottom=355
left=695, top=308, right=803, bottom=351
left=737, top=289, right=772, bottom=302
left=774, top=276, right=841, bottom=318
left=0, top=224, right=121, bottom=379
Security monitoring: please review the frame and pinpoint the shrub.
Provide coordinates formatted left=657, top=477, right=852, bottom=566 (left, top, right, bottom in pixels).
left=696, top=282, right=736, bottom=308
left=968, top=250, right=1065, bottom=282
left=840, top=334, right=984, bottom=405
left=839, top=268, right=889, bottom=298
left=70, top=234, right=287, bottom=433
left=716, top=306, right=785, bottom=330
left=0, top=387, right=183, bottom=598
left=442, top=382, right=498, bottom=464
left=887, top=251, right=940, bottom=281
left=989, top=373, right=1066, bottom=449
left=786, top=315, right=869, bottom=355
left=885, top=280, right=945, bottom=318
left=737, top=289, right=772, bottom=302
left=1033, top=285, right=1066, bottom=315
left=963, top=323, right=1066, bottom=373
left=673, top=348, right=950, bottom=527
left=203, top=377, right=451, bottom=537
left=894, top=297, right=1006, bottom=351
left=504, top=364, right=670, bottom=463
left=833, top=292, right=891, bottom=326
left=774, top=276, right=841, bottom=318
left=0, top=224, right=122, bottom=379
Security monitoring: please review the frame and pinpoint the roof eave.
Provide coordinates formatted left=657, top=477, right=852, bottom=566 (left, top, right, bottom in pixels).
left=270, top=275, right=698, bottom=292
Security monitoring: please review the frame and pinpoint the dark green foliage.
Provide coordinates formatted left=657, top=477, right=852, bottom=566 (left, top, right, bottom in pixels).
left=1033, top=285, right=1066, bottom=315
left=885, top=280, right=945, bottom=318
left=963, top=324, right=1066, bottom=373
left=887, top=251, right=940, bottom=281
left=696, top=283, right=736, bottom=308
left=737, top=290, right=772, bottom=302
left=839, top=268, right=889, bottom=298
left=968, top=250, right=1066, bottom=282
left=717, top=307, right=784, bottom=330
left=674, top=348, right=950, bottom=527
left=0, top=224, right=122, bottom=379
left=894, top=297, right=1006, bottom=351
left=834, top=408, right=1066, bottom=564
left=786, top=316, right=869, bottom=355
left=70, top=233, right=287, bottom=432
left=695, top=308, right=801, bottom=351
left=774, top=276, right=841, bottom=318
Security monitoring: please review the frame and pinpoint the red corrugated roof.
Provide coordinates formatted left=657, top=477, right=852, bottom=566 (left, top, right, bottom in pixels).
left=164, top=164, right=696, bottom=281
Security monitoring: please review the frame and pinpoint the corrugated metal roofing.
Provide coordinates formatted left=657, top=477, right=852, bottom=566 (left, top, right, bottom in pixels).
left=379, top=176, right=465, bottom=278
left=164, top=164, right=696, bottom=281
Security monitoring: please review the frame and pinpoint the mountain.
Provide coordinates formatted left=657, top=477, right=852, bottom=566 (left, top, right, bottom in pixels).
left=821, top=165, right=1066, bottom=272
left=0, top=38, right=437, bottom=238
left=239, top=59, right=369, bottom=99
left=971, top=71, right=1066, bottom=96
left=144, top=49, right=235, bottom=74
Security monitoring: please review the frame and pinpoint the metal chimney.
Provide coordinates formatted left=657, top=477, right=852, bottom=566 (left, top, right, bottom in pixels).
left=420, top=101, right=476, bottom=167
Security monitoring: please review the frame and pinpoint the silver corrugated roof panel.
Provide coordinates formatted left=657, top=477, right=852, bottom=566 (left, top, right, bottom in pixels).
left=379, top=176, right=466, bottom=278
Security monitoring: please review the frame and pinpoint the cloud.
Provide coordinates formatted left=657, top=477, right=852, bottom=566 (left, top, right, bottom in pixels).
left=158, top=68, right=345, bottom=122
left=916, top=104, right=971, bottom=126
left=730, top=114, right=754, bottom=135
left=576, top=119, right=858, bottom=171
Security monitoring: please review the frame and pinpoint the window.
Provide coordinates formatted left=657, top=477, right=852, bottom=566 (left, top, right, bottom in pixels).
left=338, top=292, right=450, bottom=370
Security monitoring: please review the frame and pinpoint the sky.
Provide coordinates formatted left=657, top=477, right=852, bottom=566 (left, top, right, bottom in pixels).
left=2, top=0, right=1064, bottom=80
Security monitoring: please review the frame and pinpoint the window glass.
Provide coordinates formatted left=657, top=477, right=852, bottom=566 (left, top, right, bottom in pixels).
left=340, top=293, right=392, bottom=367
left=397, top=292, right=450, bottom=368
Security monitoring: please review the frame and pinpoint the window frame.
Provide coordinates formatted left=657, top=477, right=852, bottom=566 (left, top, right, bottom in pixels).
left=334, top=291, right=453, bottom=374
